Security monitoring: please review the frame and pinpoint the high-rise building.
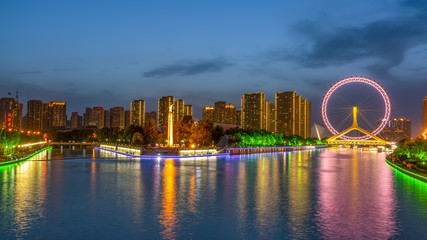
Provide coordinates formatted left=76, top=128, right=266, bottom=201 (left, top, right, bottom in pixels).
left=275, top=91, right=310, bottom=137
left=268, top=102, right=276, bottom=133
left=49, top=101, right=66, bottom=128
left=145, top=111, right=157, bottom=126
left=301, top=99, right=309, bottom=138
left=174, top=99, right=185, bottom=122
left=27, top=100, right=43, bottom=131
left=295, top=95, right=302, bottom=136
left=15, top=103, right=23, bottom=131
left=184, top=105, right=193, bottom=117
left=241, top=92, right=265, bottom=130
left=110, top=107, right=125, bottom=129
left=93, top=107, right=105, bottom=129
left=158, top=96, right=174, bottom=128
left=104, top=110, right=110, bottom=128
left=213, top=101, right=226, bottom=123
left=224, top=105, right=236, bottom=125
left=306, top=100, right=311, bottom=138
left=264, top=100, right=270, bottom=131
left=125, top=110, right=130, bottom=128
left=0, top=97, right=17, bottom=131
left=203, top=107, right=214, bottom=122
left=130, top=100, right=145, bottom=127
left=71, top=112, right=81, bottom=129
left=42, top=103, right=50, bottom=130
left=236, top=110, right=241, bottom=126
left=84, top=108, right=94, bottom=127
left=276, top=91, right=296, bottom=135
left=424, top=97, right=427, bottom=131
left=379, top=118, right=411, bottom=141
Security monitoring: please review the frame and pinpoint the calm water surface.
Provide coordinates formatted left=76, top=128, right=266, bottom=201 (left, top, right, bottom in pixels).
left=1, top=148, right=427, bottom=239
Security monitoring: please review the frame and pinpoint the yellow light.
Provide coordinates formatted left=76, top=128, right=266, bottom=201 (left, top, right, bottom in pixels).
left=422, top=129, right=427, bottom=140
left=191, top=144, right=195, bottom=148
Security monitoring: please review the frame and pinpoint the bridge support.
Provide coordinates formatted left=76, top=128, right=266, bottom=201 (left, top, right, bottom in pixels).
left=327, top=107, right=388, bottom=146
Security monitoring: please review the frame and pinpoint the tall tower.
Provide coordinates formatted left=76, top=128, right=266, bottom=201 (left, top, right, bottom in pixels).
left=168, top=104, right=174, bottom=146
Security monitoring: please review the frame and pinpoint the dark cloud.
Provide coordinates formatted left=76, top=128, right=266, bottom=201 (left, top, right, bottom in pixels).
left=143, top=58, right=233, bottom=78
left=53, top=68, right=84, bottom=72
left=271, top=1, right=427, bottom=76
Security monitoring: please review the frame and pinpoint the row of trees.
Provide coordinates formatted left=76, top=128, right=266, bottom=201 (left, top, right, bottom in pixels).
left=97, top=119, right=224, bottom=147
left=226, top=128, right=327, bottom=148
left=0, top=130, right=43, bottom=156
left=389, top=138, right=427, bottom=169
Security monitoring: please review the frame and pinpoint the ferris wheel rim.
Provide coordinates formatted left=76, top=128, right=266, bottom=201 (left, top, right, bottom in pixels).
left=321, top=76, right=391, bottom=140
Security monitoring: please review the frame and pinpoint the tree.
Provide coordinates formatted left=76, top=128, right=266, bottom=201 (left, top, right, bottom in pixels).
left=174, top=119, right=193, bottom=146
left=144, top=118, right=159, bottom=145
left=191, top=120, right=213, bottom=146
left=132, top=132, right=143, bottom=144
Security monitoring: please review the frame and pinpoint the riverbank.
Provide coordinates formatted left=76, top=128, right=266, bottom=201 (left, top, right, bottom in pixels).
left=96, top=144, right=328, bottom=159
left=385, top=158, right=427, bottom=183
left=0, top=146, right=52, bottom=167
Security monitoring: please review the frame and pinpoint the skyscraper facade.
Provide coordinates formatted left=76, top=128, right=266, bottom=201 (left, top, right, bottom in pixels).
left=213, top=101, right=226, bottom=123
left=158, top=96, right=174, bottom=128
left=203, top=107, right=214, bottom=122
left=0, top=97, right=17, bottom=131
left=379, top=118, right=411, bottom=141
left=49, top=101, right=67, bottom=128
left=174, top=99, right=185, bottom=123
left=93, top=107, right=105, bottom=129
left=241, top=92, right=265, bottom=130
left=224, top=105, right=236, bottom=125
left=276, top=92, right=296, bottom=135
left=71, top=112, right=81, bottom=129
left=27, top=100, right=43, bottom=131
left=130, top=100, right=145, bottom=127
left=110, top=107, right=125, bottom=129
left=184, top=105, right=193, bottom=117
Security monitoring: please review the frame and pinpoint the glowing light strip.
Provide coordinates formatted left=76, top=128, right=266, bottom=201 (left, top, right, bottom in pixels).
left=386, top=159, right=427, bottom=182
left=321, top=77, right=391, bottom=140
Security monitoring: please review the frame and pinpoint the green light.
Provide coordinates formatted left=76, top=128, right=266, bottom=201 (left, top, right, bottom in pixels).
left=386, top=159, right=427, bottom=182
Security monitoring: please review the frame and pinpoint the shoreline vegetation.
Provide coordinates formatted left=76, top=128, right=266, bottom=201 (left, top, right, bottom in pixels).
left=0, top=146, right=52, bottom=167
left=386, top=138, right=427, bottom=182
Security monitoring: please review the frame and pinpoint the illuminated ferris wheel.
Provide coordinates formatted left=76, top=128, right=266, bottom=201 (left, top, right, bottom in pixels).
left=321, top=77, right=391, bottom=140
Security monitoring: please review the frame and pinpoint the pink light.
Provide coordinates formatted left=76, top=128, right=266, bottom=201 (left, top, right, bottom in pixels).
left=321, top=77, right=391, bottom=140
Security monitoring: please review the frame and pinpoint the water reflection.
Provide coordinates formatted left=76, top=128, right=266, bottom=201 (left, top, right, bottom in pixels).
left=1, top=148, right=427, bottom=239
left=316, top=149, right=398, bottom=239
left=160, top=159, right=177, bottom=239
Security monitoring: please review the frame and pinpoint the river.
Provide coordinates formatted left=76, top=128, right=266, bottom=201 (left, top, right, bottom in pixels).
left=1, top=148, right=427, bottom=239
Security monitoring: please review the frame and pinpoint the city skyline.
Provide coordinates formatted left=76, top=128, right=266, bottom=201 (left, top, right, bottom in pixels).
left=1, top=1, right=426, bottom=136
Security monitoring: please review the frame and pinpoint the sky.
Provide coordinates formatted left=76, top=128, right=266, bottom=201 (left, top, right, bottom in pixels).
left=1, top=0, right=426, bottom=137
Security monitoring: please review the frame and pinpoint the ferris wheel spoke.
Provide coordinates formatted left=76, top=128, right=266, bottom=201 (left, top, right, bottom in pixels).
left=358, top=111, right=377, bottom=132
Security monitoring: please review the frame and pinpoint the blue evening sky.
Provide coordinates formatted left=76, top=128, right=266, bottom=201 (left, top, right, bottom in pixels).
left=1, top=0, right=426, bottom=136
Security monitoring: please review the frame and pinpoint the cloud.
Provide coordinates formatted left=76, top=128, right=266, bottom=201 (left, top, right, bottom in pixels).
left=143, top=58, right=233, bottom=78
left=270, top=1, right=427, bottom=76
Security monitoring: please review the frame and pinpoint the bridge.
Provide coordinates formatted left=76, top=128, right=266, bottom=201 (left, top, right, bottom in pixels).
left=327, top=107, right=388, bottom=146
left=49, top=142, right=95, bottom=148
